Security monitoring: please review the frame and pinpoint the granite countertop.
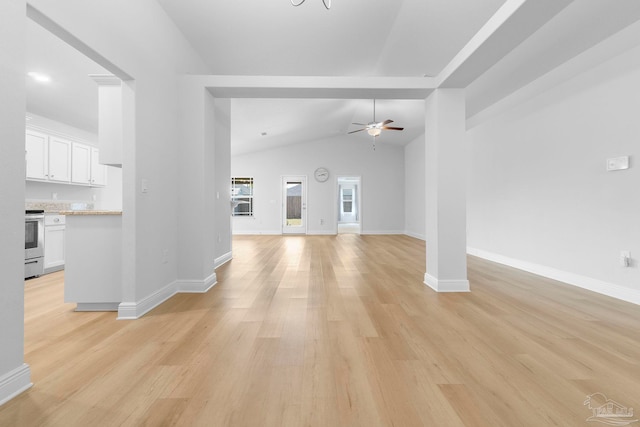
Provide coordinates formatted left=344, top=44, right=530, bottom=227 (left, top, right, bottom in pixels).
left=59, top=210, right=122, bottom=216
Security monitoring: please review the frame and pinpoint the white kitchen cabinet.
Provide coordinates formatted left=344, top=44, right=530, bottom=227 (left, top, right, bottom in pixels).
left=44, top=214, right=66, bottom=273
left=25, top=130, right=49, bottom=180
left=48, top=136, right=72, bottom=183
left=71, top=142, right=92, bottom=185
left=90, top=147, right=107, bottom=187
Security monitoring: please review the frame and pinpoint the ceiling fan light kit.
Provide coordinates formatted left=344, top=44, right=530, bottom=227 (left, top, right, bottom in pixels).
left=349, top=99, right=404, bottom=149
left=291, top=0, right=331, bottom=10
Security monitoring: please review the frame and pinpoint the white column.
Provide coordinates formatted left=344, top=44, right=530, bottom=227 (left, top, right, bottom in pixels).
left=0, top=0, right=32, bottom=405
left=424, top=89, right=469, bottom=292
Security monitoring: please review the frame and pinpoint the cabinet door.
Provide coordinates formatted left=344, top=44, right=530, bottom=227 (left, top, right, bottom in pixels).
left=90, top=147, right=107, bottom=187
left=71, top=143, right=92, bottom=185
left=48, top=137, right=72, bottom=183
left=44, top=225, right=65, bottom=270
left=25, top=130, right=49, bottom=180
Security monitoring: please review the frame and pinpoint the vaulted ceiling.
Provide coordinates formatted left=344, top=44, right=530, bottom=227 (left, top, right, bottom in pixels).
left=25, top=0, right=640, bottom=155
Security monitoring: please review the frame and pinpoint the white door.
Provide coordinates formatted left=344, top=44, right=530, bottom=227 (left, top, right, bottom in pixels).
left=282, top=176, right=307, bottom=234
left=339, top=185, right=357, bottom=223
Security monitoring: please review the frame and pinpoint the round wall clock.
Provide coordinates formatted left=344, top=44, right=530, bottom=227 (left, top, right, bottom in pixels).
left=314, top=167, right=329, bottom=182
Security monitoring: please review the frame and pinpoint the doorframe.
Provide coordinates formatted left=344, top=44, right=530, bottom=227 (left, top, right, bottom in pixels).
left=282, top=175, right=308, bottom=235
left=335, top=175, right=362, bottom=233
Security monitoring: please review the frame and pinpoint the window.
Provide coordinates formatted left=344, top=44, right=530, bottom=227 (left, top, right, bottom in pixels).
left=342, top=188, right=353, bottom=213
left=231, top=177, right=254, bottom=216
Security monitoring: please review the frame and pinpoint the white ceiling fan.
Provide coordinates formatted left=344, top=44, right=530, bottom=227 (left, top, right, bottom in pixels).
left=291, top=0, right=331, bottom=10
left=348, top=99, right=404, bottom=138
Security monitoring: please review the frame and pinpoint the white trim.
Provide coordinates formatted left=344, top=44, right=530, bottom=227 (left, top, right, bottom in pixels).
left=308, top=230, right=337, bottom=235
left=0, top=364, right=32, bottom=407
left=76, top=302, right=119, bottom=312
left=117, top=273, right=220, bottom=319
left=232, top=230, right=282, bottom=235
left=178, top=272, right=218, bottom=293
left=404, top=231, right=426, bottom=241
left=467, top=247, right=640, bottom=305
left=214, top=252, right=232, bottom=269
left=117, top=281, right=178, bottom=320
left=424, top=273, right=470, bottom=292
left=362, top=230, right=405, bottom=235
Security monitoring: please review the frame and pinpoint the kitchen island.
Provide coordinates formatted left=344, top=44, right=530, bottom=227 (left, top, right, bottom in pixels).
left=60, top=210, right=122, bottom=311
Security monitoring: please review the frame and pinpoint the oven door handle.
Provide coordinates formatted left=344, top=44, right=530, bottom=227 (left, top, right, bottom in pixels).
left=25, top=260, right=40, bottom=265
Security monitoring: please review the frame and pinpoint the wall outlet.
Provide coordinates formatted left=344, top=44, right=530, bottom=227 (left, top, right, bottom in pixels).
left=161, top=249, right=169, bottom=264
left=217, top=233, right=222, bottom=243
left=620, top=251, right=631, bottom=267
left=52, top=192, right=58, bottom=200
left=320, top=219, right=324, bottom=225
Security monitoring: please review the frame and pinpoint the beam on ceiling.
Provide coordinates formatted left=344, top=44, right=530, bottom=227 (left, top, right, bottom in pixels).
left=437, top=0, right=574, bottom=88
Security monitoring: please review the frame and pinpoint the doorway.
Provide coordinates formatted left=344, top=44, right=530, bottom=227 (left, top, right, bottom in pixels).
left=337, top=176, right=361, bottom=234
left=282, top=176, right=307, bottom=234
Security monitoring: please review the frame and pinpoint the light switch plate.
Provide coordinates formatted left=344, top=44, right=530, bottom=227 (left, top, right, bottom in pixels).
left=606, top=156, right=629, bottom=171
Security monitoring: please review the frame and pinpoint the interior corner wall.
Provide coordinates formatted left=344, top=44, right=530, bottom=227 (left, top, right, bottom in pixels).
left=27, top=1, right=210, bottom=305
left=177, top=80, right=212, bottom=281
left=0, top=0, right=32, bottom=405
left=404, top=134, right=426, bottom=240
left=213, top=98, right=232, bottom=262
left=231, top=136, right=405, bottom=235
left=467, top=42, right=640, bottom=300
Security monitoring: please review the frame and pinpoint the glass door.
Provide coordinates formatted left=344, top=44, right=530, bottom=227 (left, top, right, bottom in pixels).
left=282, top=176, right=307, bottom=234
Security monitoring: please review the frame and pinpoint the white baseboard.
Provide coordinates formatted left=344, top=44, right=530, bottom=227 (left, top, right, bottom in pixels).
left=467, top=247, right=640, bottom=305
left=0, top=364, right=32, bottom=407
left=362, top=230, right=405, bottom=235
left=232, top=230, right=281, bottom=235
left=404, top=231, right=426, bottom=241
left=424, top=273, right=470, bottom=292
left=75, top=302, right=119, bottom=312
left=118, top=280, right=178, bottom=320
left=178, top=272, right=217, bottom=293
left=214, top=251, right=232, bottom=269
left=117, top=271, right=219, bottom=319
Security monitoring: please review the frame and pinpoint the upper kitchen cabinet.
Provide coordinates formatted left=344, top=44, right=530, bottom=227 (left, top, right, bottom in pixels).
left=25, top=129, right=49, bottom=180
left=90, top=147, right=107, bottom=187
left=26, top=128, right=108, bottom=187
left=47, top=137, right=72, bottom=183
left=71, top=142, right=92, bottom=185
left=91, top=75, right=123, bottom=167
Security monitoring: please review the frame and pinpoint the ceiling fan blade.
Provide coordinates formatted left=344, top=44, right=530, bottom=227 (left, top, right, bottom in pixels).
left=351, top=123, right=368, bottom=126
left=381, top=119, right=394, bottom=125
left=382, top=126, right=404, bottom=131
left=348, top=128, right=366, bottom=134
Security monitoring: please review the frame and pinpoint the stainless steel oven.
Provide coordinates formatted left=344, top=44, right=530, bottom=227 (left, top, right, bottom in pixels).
left=25, top=210, right=44, bottom=278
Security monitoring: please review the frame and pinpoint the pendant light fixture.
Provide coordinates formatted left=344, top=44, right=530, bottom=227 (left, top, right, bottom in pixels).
left=291, top=0, right=331, bottom=10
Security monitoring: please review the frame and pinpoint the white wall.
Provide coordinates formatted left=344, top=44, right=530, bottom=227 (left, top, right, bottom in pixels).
left=0, top=0, right=32, bottom=405
left=231, top=136, right=405, bottom=235
left=28, top=0, right=210, bottom=309
left=404, top=134, right=426, bottom=240
left=467, top=40, right=640, bottom=302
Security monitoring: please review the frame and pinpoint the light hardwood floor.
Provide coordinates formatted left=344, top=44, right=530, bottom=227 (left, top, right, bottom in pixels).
left=1, top=235, right=639, bottom=426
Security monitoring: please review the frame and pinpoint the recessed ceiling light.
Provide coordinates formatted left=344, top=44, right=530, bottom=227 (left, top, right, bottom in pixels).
left=27, top=72, right=51, bottom=83
left=261, top=132, right=268, bottom=136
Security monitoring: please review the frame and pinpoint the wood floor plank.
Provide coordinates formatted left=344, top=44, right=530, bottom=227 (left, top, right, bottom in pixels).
left=2, top=234, right=639, bottom=426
